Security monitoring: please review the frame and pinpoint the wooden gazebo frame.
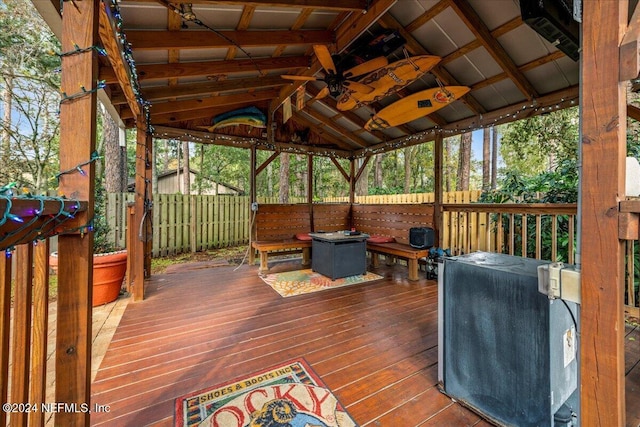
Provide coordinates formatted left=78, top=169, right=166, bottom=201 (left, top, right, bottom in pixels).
left=8, top=0, right=640, bottom=425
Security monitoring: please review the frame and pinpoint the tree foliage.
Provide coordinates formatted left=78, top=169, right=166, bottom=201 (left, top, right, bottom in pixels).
left=0, top=0, right=61, bottom=192
left=498, top=107, right=579, bottom=177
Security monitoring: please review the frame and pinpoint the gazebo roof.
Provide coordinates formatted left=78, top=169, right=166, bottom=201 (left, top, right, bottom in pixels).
left=34, top=0, right=581, bottom=158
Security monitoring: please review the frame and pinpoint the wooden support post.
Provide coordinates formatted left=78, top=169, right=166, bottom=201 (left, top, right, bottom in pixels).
left=308, top=154, right=314, bottom=230
left=133, top=119, right=150, bottom=300
left=349, top=159, right=356, bottom=204
left=10, top=245, right=33, bottom=427
left=56, top=1, right=98, bottom=425
left=434, top=133, right=444, bottom=247
left=249, top=145, right=257, bottom=265
left=29, top=240, right=49, bottom=427
left=144, top=132, right=153, bottom=278
left=0, top=250, right=10, bottom=427
left=125, top=203, right=135, bottom=294
left=581, top=1, right=626, bottom=425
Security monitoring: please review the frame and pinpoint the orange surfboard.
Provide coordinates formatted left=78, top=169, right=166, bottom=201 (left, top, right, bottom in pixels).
left=337, top=55, right=441, bottom=111
left=365, top=86, right=470, bottom=131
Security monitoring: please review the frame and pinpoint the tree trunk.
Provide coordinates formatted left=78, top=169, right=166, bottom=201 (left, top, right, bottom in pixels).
left=182, top=140, right=190, bottom=194
left=355, top=157, right=368, bottom=196
left=491, top=126, right=499, bottom=189
left=198, top=145, right=204, bottom=195
left=279, top=152, right=289, bottom=203
left=297, top=154, right=306, bottom=198
left=102, top=105, right=123, bottom=193
left=404, top=146, right=413, bottom=193
left=163, top=140, right=170, bottom=172
left=456, top=132, right=472, bottom=191
left=1, top=75, right=12, bottom=168
left=374, top=154, right=383, bottom=188
left=445, top=137, right=452, bottom=192
left=482, top=127, right=490, bottom=190
left=267, top=162, right=273, bottom=197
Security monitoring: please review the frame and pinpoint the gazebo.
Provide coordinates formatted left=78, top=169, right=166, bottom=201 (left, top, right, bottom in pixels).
left=0, top=0, right=638, bottom=425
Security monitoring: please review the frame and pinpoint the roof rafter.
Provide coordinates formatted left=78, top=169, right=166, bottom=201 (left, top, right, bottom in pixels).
left=100, top=56, right=309, bottom=84
left=126, top=29, right=334, bottom=50
left=122, top=89, right=279, bottom=120
left=379, top=13, right=486, bottom=115
left=111, top=75, right=285, bottom=104
left=147, top=0, right=369, bottom=11
left=446, top=0, right=538, bottom=100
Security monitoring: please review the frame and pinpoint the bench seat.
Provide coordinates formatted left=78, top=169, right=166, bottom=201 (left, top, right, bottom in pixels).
left=251, top=239, right=311, bottom=275
left=366, top=241, right=429, bottom=281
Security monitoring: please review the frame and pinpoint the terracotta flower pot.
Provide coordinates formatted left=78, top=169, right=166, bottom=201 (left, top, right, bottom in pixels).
left=50, top=250, right=127, bottom=307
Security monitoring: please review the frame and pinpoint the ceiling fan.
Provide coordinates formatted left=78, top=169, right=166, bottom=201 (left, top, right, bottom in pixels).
left=282, top=45, right=388, bottom=100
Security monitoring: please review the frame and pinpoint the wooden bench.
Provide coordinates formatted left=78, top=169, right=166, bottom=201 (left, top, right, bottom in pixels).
left=250, top=204, right=312, bottom=275
left=352, top=203, right=435, bottom=281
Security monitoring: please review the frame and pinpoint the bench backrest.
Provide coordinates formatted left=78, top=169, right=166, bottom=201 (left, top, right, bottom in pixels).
left=312, top=203, right=351, bottom=232
left=352, top=203, right=435, bottom=245
left=254, top=204, right=310, bottom=241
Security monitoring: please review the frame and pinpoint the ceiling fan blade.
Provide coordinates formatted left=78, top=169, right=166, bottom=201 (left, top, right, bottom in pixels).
left=282, top=75, right=318, bottom=81
left=312, top=87, right=330, bottom=101
left=344, top=56, right=388, bottom=79
left=343, top=80, right=375, bottom=94
left=313, top=45, right=337, bottom=75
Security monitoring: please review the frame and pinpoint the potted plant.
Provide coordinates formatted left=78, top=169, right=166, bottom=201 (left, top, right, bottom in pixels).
left=50, top=181, right=127, bottom=306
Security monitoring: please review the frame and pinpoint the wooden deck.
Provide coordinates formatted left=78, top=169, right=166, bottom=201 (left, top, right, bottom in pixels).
left=90, top=260, right=640, bottom=426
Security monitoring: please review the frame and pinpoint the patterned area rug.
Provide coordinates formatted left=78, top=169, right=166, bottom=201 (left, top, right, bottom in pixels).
left=175, top=358, right=358, bottom=427
left=260, top=268, right=383, bottom=297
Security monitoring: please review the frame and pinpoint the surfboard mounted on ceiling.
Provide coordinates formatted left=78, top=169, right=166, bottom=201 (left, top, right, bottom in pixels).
left=198, top=106, right=267, bottom=132
left=337, top=55, right=441, bottom=111
left=365, top=86, right=470, bottom=131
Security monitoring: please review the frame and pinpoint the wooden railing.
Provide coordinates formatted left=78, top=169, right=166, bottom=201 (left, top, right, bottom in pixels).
left=0, top=196, right=90, bottom=427
left=442, top=202, right=639, bottom=316
left=1, top=240, right=52, bottom=426
left=442, top=203, right=578, bottom=262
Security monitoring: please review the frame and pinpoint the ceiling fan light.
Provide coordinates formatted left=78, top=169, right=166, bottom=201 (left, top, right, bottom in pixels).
left=328, top=81, right=341, bottom=97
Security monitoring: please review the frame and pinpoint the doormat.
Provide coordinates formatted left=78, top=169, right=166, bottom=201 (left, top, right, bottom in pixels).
left=260, top=268, right=383, bottom=297
left=175, top=358, right=358, bottom=427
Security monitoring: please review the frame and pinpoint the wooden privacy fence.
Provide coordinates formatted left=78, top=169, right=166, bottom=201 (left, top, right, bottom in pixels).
left=106, top=193, right=251, bottom=257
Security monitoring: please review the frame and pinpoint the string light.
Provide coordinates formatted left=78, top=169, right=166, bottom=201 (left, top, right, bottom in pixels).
left=59, top=80, right=107, bottom=104
left=55, top=151, right=101, bottom=182
left=57, top=44, right=107, bottom=58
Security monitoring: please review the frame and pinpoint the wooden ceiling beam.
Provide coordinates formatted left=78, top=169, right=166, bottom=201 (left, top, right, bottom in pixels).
left=272, top=8, right=313, bottom=57
left=290, top=113, right=355, bottom=150
left=442, top=85, right=578, bottom=131
left=145, top=0, right=369, bottom=11
left=151, top=100, right=270, bottom=124
left=379, top=13, right=486, bottom=115
left=301, top=108, right=368, bottom=148
left=100, top=56, right=309, bottom=84
left=446, top=0, right=538, bottom=99
left=441, top=15, right=524, bottom=66
left=121, top=88, right=279, bottom=120
left=126, top=29, right=334, bottom=50
left=225, top=5, right=256, bottom=60
left=471, top=51, right=565, bottom=91
left=405, top=0, right=449, bottom=34
left=110, top=75, right=285, bottom=104
left=98, top=3, right=141, bottom=118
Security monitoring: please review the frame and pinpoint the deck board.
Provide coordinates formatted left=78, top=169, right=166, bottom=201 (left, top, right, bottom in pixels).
left=90, top=261, right=640, bottom=426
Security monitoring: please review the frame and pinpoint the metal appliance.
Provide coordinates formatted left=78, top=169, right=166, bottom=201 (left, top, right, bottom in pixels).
left=438, top=252, right=579, bottom=426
